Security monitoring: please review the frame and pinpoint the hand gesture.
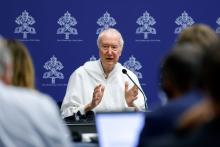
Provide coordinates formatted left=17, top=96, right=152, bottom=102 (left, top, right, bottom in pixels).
left=91, top=84, right=105, bottom=108
left=125, top=81, right=138, bottom=107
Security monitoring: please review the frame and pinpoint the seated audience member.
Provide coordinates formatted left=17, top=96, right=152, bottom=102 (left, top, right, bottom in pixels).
left=0, top=38, right=72, bottom=147
left=180, top=38, right=220, bottom=135
left=138, top=24, right=219, bottom=147
left=61, top=28, right=146, bottom=119
left=147, top=39, right=220, bottom=147
left=138, top=43, right=204, bottom=146
left=6, top=39, right=35, bottom=89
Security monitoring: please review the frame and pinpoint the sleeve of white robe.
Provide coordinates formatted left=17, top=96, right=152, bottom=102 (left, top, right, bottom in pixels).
left=61, top=68, right=87, bottom=118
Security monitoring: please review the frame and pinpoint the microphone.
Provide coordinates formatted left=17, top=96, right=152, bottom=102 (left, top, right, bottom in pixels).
left=122, top=69, right=148, bottom=110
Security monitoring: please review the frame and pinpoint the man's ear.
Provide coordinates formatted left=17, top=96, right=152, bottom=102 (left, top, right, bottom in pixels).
left=119, top=48, right=122, bottom=57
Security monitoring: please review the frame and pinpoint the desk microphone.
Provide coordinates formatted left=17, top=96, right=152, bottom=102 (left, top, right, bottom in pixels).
left=122, top=69, right=148, bottom=110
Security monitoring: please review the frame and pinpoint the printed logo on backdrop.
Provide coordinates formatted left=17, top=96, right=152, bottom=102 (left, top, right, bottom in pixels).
left=14, top=10, right=39, bottom=41
left=216, top=17, right=220, bottom=33
left=42, top=55, right=66, bottom=86
left=89, top=55, right=97, bottom=61
left=96, top=11, right=117, bottom=34
left=123, top=55, right=143, bottom=79
left=57, top=11, right=82, bottom=42
left=174, top=11, right=195, bottom=34
left=123, top=55, right=146, bottom=86
left=135, top=11, right=160, bottom=42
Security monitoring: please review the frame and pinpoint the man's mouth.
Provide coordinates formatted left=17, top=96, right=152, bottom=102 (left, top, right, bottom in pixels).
left=106, top=58, right=113, bottom=60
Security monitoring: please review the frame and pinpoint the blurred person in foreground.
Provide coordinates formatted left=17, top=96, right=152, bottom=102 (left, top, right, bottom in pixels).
left=6, top=39, right=35, bottom=89
left=176, top=24, right=219, bottom=51
left=61, top=28, right=146, bottom=119
left=138, top=43, right=204, bottom=147
left=147, top=39, right=220, bottom=147
left=0, top=38, right=72, bottom=147
left=138, top=24, right=219, bottom=147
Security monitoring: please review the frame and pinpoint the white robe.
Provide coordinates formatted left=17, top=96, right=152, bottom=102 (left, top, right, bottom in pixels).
left=61, top=60, right=146, bottom=118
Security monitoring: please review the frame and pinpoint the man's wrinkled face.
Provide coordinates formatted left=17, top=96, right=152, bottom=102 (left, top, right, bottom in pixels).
left=99, top=33, right=122, bottom=71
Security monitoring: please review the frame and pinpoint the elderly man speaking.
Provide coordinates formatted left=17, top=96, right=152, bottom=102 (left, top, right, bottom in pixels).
left=61, top=28, right=147, bottom=118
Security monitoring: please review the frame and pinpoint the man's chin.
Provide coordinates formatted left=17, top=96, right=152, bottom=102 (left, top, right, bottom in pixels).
left=107, top=61, right=116, bottom=65
left=104, top=62, right=116, bottom=68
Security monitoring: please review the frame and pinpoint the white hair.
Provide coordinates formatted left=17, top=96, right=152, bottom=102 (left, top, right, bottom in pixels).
left=0, top=38, right=12, bottom=76
left=97, top=28, right=124, bottom=50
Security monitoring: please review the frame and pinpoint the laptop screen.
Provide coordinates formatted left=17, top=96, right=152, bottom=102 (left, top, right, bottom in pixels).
left=95, top=112, right=145, bottom=147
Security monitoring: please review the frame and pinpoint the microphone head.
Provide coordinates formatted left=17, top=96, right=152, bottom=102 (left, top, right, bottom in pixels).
left=122, top=69, right=127, bottom=74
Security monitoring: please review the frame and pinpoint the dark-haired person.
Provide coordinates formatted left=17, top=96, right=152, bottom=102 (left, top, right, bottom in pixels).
left=138, top=24, right=219, bottom=147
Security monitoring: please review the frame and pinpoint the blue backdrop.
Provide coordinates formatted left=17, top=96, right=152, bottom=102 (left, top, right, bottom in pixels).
left=1, top=0, right=219, bottom=110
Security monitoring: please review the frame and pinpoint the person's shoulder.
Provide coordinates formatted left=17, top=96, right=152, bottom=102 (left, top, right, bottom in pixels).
left=166, top=91, right=202, bottom=110
left=83, top=60, right=97, bottom=66
left=83, top=60, right=102, bottom=74
left=72, top=60, right=98, bottom=74
left=8, top=86, right=55, bottom=108
left=68, top=62, right=88, bottom=78
left=152, top=96, right=197, bottom=119
left=12, top=87, right=60, bottom=120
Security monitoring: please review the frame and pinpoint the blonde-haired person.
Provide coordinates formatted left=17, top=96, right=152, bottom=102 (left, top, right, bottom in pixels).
left=176, top=24, right=219, bottom=51
left=0, top=38, right=72, bottom=147
left=6, top=39, right=35, bottom=89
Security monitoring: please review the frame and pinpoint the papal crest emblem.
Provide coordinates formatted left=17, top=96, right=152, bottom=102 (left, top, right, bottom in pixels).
left=123, top=55, right=143, bottom=79
left=96, top=11, right=117, bottom=34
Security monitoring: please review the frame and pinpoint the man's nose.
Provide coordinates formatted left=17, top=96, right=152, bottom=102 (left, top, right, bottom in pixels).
left=106, top=48, right=113, bottom=54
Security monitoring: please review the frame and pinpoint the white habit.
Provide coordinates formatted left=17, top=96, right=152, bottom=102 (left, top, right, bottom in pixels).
left=61, top=60, right=146, bottom=118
